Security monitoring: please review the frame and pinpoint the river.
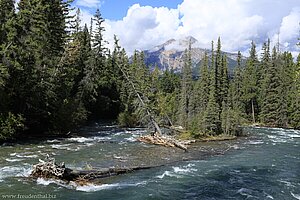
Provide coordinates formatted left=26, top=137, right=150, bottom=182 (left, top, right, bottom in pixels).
left=0, top=123, right=299, bottom=199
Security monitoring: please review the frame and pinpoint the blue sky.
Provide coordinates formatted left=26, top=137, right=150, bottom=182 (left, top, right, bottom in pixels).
left=73, top=0, right=299, bottom=56
left=99, top=0, right=183, bottom=20
left=73, top=0, right=183, bottom=20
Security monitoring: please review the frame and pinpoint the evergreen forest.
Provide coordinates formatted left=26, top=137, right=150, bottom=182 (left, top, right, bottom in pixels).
left=1, top=0, right=299, bottom=141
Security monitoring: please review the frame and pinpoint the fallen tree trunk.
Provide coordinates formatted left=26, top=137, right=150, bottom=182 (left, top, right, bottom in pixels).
left=137, top=133, right=195, bottom=151
left=30, top=156, right=162, bottom=185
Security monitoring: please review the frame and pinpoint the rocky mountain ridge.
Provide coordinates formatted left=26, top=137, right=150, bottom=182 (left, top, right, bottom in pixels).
left=143, top=36, right=245, bottom=74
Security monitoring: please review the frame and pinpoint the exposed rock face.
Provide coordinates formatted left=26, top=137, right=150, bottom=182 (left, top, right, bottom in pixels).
left=143, top=36, right=245, bottom=74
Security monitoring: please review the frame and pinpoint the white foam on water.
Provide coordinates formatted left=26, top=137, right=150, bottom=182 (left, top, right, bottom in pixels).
left=287, top=134, right=300, bottom=138
left=37, top=146, right=45, bottom=148
left=279, top=180, right=296, bottom=188
left=263, top=191, right=274, bottom=199
left=0, top=165, right=32, bottom=180
left=74, top=183, right=121, bottom=192
left=67, top=137, right=94, bottom=143
left=156, top=171, right=182, bottom=179
left=47, top=139, right=60, bottom=143
left=247, top=140, right=264, bottom=145
left=37, top=178, right=59, bottom=186
left=74, top=181, right=147, bottom=192
left=237, top=188, right=257, bottom=199
left=5, top=158, right=24, bottom=162
left=93, top=136, right=112, bottom=142
left=125, top=136, right=136, bottom=142
left=291, top=192, right=300, bottom=200
left=51, top=144, right=71, bottom=150
left=16, top=154, right=38, bottom=158
left=51, top=143, right=81, bottom=151
left=173, top=166, right=197, bottom=174
left=36, top=178, right=73, bottom=189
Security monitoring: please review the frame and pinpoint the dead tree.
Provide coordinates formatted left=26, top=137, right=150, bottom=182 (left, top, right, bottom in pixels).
left=116, top=63, right=163, bottom=136
left=30, top=156, right=164, bottom=185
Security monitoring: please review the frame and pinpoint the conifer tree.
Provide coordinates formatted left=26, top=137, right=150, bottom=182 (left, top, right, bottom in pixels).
left=258, top=39, right=271, bottom=114
left=289, top=53, right=300, bottom=128
left=203, top=41, right=221, bottom=135
left=215, top=37, right=223, bottom=109
left=232, top=51, right=244, bottom=113
left=179, top=42, right=193, bottom=129
left=278, top=52, right=294, bottom=127
left=260, top=47, right=281, bottom=126
left=79, top=9, right=106, bottom=102
left=242, top=41, right=259, bottom=123
left=192, top=51, right=210, bottom=114
left=220, top=54, right=229, bottom=104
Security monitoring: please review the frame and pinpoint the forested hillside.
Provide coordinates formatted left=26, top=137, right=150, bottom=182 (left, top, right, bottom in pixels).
left=0, top=0, right=299, bottom=141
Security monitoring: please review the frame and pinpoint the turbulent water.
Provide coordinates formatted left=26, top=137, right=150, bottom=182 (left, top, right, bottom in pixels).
left=0, top=123, right=299, bottom=200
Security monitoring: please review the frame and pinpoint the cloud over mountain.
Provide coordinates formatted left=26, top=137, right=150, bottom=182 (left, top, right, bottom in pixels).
left=79, top=0, right=300, bottom=56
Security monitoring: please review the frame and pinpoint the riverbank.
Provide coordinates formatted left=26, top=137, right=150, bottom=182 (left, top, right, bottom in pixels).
left=0, top=124, right=299, bottom=199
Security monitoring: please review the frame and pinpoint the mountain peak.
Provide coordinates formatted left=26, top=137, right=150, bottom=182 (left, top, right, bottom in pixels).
left=144, top=37, right=244, bottom=73
left=182, top=36, right=198, bottom=44
left=149, top=36, right=199, bottom=53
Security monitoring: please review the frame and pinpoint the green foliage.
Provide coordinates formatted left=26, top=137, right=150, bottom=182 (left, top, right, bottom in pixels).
left=191, top=51, right=210, bottom=114
left=241, top=41, right=259, bottom=123
left=0, top=112, right=24, bottom=140
left=289, top=53, right=300, bottom=128
left=0, top=1, right=299, bottom=143
left=179, top=42, right=193, bottom=129
left=117, top=111, right=137, bottom=128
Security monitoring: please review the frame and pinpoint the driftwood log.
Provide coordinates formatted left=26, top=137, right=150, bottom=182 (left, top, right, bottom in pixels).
left=30, top=156, right=161, bottom=185
left=137, top=133, right=195, bottom=151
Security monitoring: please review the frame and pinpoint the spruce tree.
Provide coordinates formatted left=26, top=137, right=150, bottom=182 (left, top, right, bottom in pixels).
left=258, top=39, right=271, bottom=115
left=278, top=52, right=294, bottom=127
left=179, top=42, right=193, bottom=129
left=220, top=54, right=229, bottom=104
left=260, top=47, right=281, bottom=126
left=232, top=51, right=244, bottom=113
left=193, top=51, right=210, bottom=114
left=215, top=37, right=223, bottom=109
left=242, top=41, right=259, bottom=123
left=289, top=53, right=300, bottom=128
left=203, top=41, right=221, bottom=135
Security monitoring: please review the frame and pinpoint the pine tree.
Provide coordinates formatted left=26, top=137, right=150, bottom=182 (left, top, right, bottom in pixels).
left=289, top=53, right=300, bottom=128
left=260, top=47, right=281, bottom=126
left=278, top=52, right=294, bottom=127
left=193, top=51, right=210, bottom=114
left=79, top=9, right=106, bottom=102
left=179, top=42, right=193, bottom=129
left=0, top=0, right=15, bottom=45
left=242, top=41, right=259, bottom=123
left=258, top=39, right=271, bottom=115
left=0, top=0, right=16, bottom=87
left=74, top=8, right=82, bottom=34
left=220, top=54, right=229, bottom=104
left=203, top=41, right=221, bottom=135
left=215, top=37, right=223, bottom=109
left=232, top=51, right=244, bottom=113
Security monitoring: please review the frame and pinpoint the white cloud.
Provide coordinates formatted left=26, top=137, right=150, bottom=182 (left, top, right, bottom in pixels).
left=75, top=0, right=102, bottom=8
left=270, top=7, right=300, bottom=52
left=79, top=0, right=300, bottom=56
left=103, top=4, right=180, bottom=54
left=177, top=0, right=265, bottom=51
